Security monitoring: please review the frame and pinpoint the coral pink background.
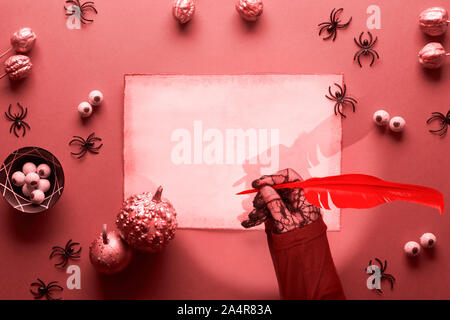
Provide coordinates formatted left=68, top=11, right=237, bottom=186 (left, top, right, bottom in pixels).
left=0, top=0, right=449, bottom=299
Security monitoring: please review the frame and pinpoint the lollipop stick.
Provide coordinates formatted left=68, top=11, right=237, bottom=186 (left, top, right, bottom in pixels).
left=0, top=73, right=7, bottom=80
left=0, top=47, right=12, bottom=59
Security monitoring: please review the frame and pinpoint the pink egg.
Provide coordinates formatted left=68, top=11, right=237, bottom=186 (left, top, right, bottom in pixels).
left=30, top=189, right=45, bottom=205
left=11, top=171, right=26, bottom=187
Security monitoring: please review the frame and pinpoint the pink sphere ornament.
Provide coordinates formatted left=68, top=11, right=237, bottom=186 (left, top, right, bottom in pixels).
left=418, top=42, right=448, bottom=69
left=116, top=186, right=178, bottom=253
left=1, top=55, right=32, bottom=81
left=404, top=241, right=420, bottom=257
left=419, top=7, right=449, bottom=36
left=11, top=171, right=26, bottom=187
left=89, top=224, right=133, bottom=274
left=236, top=0, right=263, bottom=22
left=22, top=184, right=33, bottom=197
left=0, top=27, right=37, bottom=59
left=173, top=0, right=195, bottom=24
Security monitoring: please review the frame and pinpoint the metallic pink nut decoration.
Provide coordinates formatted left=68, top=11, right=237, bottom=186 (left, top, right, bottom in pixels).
left=173, top=0, right=195, bottom=24
left=236, top=0, right=263, bottom=22
left=418, top=42, right=447, bottom=69
left=3, top=55, right=33, bottom=80
left=11, top=27, right=37, bottom=53
left=419, top=7, right=449, bottom=36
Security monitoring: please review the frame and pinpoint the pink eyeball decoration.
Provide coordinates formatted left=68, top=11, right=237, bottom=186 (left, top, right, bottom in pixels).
left=37, top=163, right=51, bottom=178
left=88, top=90, right=103, bottom=107
left=11, top=27, right=37, bottom=54
left=37, top=179, right=51, bottom=193
left=22, top=184, right=33, bottom=197
left=418, top=42, right=448, bottom=69
left=389, top=116, right=405, bottom=132
left=373, top=110, right=390, bottom=126
left=25, top=172, right=40, bottom=188
left=11, top=171, right=26, bottom=187
left=420, top=233, right=436, bottom=248
left=2, top=55, right=32, bottom=81
left=78, top=102, right=93, bottom=118
left=419, top=7, right=449, bottom=36
left=173, top=0, right=195, bottom=24
left=236, top=0, right=263, bottom=22
left=404, top=241, right=420, bottom=257
left=30, top=189, right=45, bottom=205
left=22, top=162, right=36, bottom=174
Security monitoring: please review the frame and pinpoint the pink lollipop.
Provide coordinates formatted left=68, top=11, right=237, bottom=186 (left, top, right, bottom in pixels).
left=0, top=28, right=37, bottom=59
left=418, top=42, right=450, bottom=69
left=419, top=7, right=450, bottom=36
left=0, top=55, right=33, bottom=80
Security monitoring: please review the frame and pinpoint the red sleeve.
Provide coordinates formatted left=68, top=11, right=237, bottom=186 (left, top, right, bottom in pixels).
left=265, top=217, right=346, bottom=300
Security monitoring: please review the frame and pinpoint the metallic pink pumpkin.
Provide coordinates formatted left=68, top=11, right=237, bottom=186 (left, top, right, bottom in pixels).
left=236, top=0, right=263, bottom=22
left=11, top=27, right=37, bottom=53
left=418, top=42, right=447, bottom=69
left=116, top=187, right=177, bottom=253
left=3, top=55, right=32, bottom=80
left=89, top=225, right=133, bottom=274
left=173, top=0, right=195, bottom=24
left=419, top=7, right=449, bottom=36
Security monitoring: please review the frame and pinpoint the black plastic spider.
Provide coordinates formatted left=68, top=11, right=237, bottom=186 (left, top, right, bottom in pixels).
left=30, top=278, right=63, bottom=300
left=4, top=103, right=30, bottom=137
left=64, top=0, right=98, bottom=24
left=354, top=31, right=379, bottom=67
left=366, top=258, right=396, bottom=294
left=49, top=239, right=82, bottom=268
left=69, top=132, right=103, bottom=158
left=318, top=8, right=352, bottom=41
left=427, top=110, right=450, bottom=136
left=325, top=83, right=357, bottom=118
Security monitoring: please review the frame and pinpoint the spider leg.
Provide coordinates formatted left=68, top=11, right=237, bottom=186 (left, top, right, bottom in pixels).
left=328, top=86, right=336, bottom=99
left=23, top=121, right=31, bottom=130
left=318, top=22, right=331, bottom=27
left=441, top=125, right=448, bottom=136
left=376, top=288, right=383, bottom=294
left=82, top=4, right=98, bottom=14
left=5, top=109, right=14, bottom=121
left=16, top=103, right=25, bottom=118
left=334, top=83, right=344, bottom=96
left=50, top=248, right=66, bottom=258
left=367, top=31, right=374, bottom=45
left=344, top=99, right=356, bottom=113
left=374, top=258, right=383, bottom=270
left=342, top=83, right=347, bottom=97
left=332, top=29, right=337, bottom=41
left=354, top=49, right=362, bottom=62
left=427, top=115, right=444, bottom=124
left=338, top=16, right=352, bottom=28
left=318, top=25, right=330, bottom=36
left=325, top=95, right=335, bottom=102
left=357, top=53, right=363, bottom=68
left=329, top=8, right=336, bottom=23
left=13, top=125, right=20, bottom=138
left=332, top=8, right=343, bottom=22
left=69, top=137, right=87, bottom=145
left=76, top=149, right=88, bottom=159
left=336, top=103, right=346, bottom=118
left=322, top=30, right=335, bottom=40
left=368, top=51, right=376, bottom=67
left=71, top=148, right=87, bottom=156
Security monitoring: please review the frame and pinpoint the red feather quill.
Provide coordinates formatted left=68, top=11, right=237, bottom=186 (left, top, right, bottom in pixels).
left=237, top=174, right=444, bottom=214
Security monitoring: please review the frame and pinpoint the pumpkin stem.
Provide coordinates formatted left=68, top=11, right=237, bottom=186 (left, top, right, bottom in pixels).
left=152, top=186, right=163, bottom=202
left=102, top=224, right=108, bottom=244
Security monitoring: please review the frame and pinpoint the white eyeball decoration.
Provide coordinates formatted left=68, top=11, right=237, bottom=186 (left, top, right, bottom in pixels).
left=11, top=171, right=26, bottom=187
left=373, top=110, right=390, bottom=126
left=88, top=90, right=103, bottom=107
left=404, top=241, right=421, bottom=257
left=78, top=102, right=93, bottom=118
left=389, top=116, right=406, bottom=132
left=420, top=233, right=436, bottom=248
